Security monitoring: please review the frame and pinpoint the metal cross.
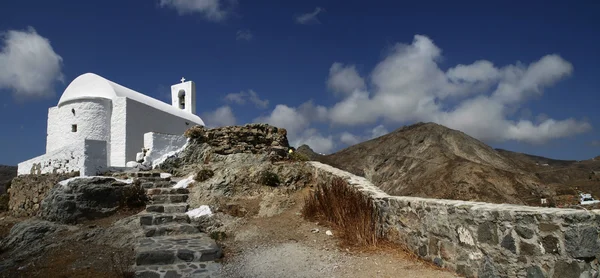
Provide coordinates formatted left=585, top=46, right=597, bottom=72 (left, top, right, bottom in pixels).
left=180, top=77, right=186, bottom=83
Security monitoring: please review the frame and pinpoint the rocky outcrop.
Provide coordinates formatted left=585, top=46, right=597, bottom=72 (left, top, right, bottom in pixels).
left=39, top=177, right=145, bottom=224
left=159, top=124, right=292, bottom=173
left=8, top=172, right=78, bottom=217
left=185, top=124, right=289, bottom=156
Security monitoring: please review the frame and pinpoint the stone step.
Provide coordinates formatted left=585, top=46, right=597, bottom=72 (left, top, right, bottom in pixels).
left=139, top=213, right=190, bottom=226
left=135, top=261, right=222, bottom=278
left=146, top=203, right=189, bottom=214
left=136, top=234, right=222, bottom=266
left=146, top=187, right=189, bottom=195
left=143, top=223, right=199, bottom=237
left=129, top=172, right=162, bottom=178
left=149, top=194, right=189, bottom=204
left=141, top=181, right=175, bottom=189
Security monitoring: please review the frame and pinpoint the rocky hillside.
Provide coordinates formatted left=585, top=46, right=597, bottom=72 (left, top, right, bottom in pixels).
left=319, top=122, right=548, bottom=205
left=0, top=165, right=17, bottom=194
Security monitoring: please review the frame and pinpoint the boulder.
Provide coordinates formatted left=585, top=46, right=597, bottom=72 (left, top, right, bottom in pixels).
left=39, top=177, right=145, bottom=224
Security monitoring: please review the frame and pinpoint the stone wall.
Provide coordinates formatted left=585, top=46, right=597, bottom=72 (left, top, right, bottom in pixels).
left=184, top=124, right=290, bottom=158
left=309, top=161, right=600, bottom=278
left=8, top=172, right=78, bottom=217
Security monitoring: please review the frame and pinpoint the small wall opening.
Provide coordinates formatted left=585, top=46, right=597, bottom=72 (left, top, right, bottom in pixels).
left=71, top=108, right=75, bottom=116
left=178, top=89, right=186, bottom=109
left=71, top=124, right=77, bottom=132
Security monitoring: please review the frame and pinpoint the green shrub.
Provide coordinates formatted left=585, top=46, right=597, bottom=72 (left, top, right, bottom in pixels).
left=290, top=152, right=309, bottom=161
left=260, top=171, right=280, bottom=187
left=195, top=169, right=214, bottom=182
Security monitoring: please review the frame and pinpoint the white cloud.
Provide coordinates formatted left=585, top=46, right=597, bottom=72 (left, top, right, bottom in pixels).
left=253, top=103, right=334, bottom=153
left=0, top=27, right=64, bottom=100
left=254, top=104, right=308, bottom=136
left=370, top=125, right=389, bottom=139
left=236, top=29, right=253, bottom=41
left=258, top=34, right=589, bottom=151
left=340, top=132, right=361, bottom=145
left=293, top=128, right=334, bottom=154
left=327, top=63, right=365, bottom=95
left=295, top=7, right=324, bottom=25
left=224, top=89, right=269, bottom=109
left=202, top=106, right=236, bottom=127
left=159, top=0, right=230, bottom=21
left=327, top=34, right=589, bottom=144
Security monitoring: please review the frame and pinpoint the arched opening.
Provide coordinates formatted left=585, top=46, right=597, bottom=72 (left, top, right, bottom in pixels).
left=178, top=90, right=186, bottom=109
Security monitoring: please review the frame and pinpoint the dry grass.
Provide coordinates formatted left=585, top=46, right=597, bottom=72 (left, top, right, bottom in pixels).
left=302, top=177, right=381, bottom=247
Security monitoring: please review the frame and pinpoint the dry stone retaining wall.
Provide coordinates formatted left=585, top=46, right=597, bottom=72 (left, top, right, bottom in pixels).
left=8, top=172, right=78, bottom=217
left=309, top=161, right=600, bottom=278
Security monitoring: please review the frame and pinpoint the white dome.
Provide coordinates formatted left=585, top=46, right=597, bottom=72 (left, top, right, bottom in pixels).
left=58, top=73, right=204, bottom=126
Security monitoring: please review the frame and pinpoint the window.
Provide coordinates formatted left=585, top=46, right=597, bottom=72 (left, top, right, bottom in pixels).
left=178, top=90, right=186, bottom=109
left=71, top=108, right=75, bottom=115
left=71, top=124, right=77, bottom=132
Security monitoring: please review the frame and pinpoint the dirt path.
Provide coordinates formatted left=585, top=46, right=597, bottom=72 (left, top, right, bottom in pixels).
left=217, top=189, right=458, bottom=278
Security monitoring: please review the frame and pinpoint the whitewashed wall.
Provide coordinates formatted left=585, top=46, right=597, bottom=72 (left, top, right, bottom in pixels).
left=46, top=99, right=112, bottom=153
left=124, top=98, right=200, bottom=165
left=109, top=97, right=127, bottom=167
left=18, top=139, right=108, bottom=176
left=141, top=132, right=188, bottom=166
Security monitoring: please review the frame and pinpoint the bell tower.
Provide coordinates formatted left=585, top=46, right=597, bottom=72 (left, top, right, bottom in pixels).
left=171, top=77, right=196, bottom=114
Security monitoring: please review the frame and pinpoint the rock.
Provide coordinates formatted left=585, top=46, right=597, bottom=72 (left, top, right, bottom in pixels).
left=539, top=223, right=560, bottom=232
left=39, top=177, right=145, bottom=224
left=564, top=226, right=600, bottom=258
left=541, top=235, right=560, bottom=254
left=478, top=257, right=498, bottom=278
left=519, top=241, right=539, bottom=256
left=0, top=219, right=63, bottom=252
left=501, top=233, right=516, bottom=254
left=553, top=260, right=581, bottom=278
left=526, top=265, right=545, bottom=278
left=325, top=230, right=333, bottom=236
left=0, top=219, right=66, bottom=269
left=478, top=222, right=499, bottom=244
left=515, top=226, right=534, bottom=239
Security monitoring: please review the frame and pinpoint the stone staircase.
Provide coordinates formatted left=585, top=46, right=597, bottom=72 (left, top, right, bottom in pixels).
left=129, top=172, right=223, bottom=278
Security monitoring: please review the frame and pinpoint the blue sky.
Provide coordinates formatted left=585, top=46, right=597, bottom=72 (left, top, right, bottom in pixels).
left=0, top=0, right=599, bottom=165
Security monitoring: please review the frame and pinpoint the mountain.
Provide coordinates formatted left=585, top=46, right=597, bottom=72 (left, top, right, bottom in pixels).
left=319, top=122, right=549, bottom=205
left=0, top=165, right=17, bottom=194
left=295, top=145, right=323, bottom=161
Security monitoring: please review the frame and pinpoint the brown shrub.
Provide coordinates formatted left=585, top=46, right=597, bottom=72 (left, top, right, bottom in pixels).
left=260, top=171, right=280, bottom=187
left=184, top=126, right=206, bottom=139
left=195, top=169, right=214, bottom=182
left=0, top=194, right=8, bottom=211
left=302, top=177, right=381, bottom=247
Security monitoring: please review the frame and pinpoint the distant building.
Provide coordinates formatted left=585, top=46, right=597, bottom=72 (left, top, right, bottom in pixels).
left=18, top=73, right=205, bottom=176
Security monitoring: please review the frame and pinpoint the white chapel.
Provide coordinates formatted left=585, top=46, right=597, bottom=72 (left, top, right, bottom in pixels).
left=18, top=72, right=205, bottom=176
